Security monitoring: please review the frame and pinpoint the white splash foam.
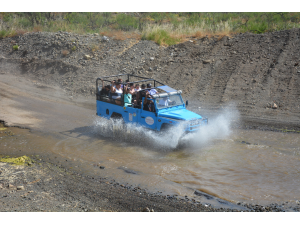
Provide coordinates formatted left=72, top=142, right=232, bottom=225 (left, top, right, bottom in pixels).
left=182, top=104, right=240, bottom=148
left=92, top=104, right=240, bottom=151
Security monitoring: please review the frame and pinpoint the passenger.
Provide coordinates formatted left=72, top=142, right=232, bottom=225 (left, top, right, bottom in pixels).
left=128, top=83, right=136, bottom=95
left=110, top=81, right=123, bottom=105
left=128, top=83, right=137, bottom=105
left=147, top=83, right=157, bottom=95
left=143, top=93, right=154, bottom=112
left=123, top=84, right=132, bottom=107
left=135, top=84, right=141, bottom=92
left=118, top=78, right=123, bottom=88
left=100, top=79, right=110, bottom=95
left=100, top=85, right=110, bottom=96
left=136, top=84, right=147, bottom=107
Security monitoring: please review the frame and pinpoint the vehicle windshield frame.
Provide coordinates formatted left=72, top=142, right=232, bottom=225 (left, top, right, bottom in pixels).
left=154, top=94, right=184, bottom=110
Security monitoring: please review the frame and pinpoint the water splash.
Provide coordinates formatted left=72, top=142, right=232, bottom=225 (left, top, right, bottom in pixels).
left=92, top=117, right=186, bottom=150
left=182, top=105, right=240, bottom=147
left=92, top=105, right=240, bottom=151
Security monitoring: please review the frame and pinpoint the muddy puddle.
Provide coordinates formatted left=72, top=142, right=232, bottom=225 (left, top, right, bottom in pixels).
left=1, top=116, right=300, bottom=207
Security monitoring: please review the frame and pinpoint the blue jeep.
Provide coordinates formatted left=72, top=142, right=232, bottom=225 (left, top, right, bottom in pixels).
left=96, top=74, right=207, bottom=133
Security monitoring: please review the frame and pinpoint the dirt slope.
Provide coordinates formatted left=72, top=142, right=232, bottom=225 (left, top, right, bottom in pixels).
left=0, top=29, right=300, bottom=129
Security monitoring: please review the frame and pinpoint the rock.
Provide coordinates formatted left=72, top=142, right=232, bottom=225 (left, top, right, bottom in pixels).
left=84, top=55, right=91, bottom=60
left=0, top=184, right=3, bottom=189
left=101, top=36, right=109, bottom=42
left=150, top=57, right=154, bottom=61
left=142, top=207, right=150, bottom=212
left=8, top=184, right=15, bottom=189
left=272, top=102, right=278, bottom=109
left=100, top=166, right=105, bottom=169
left=17, top=186, right=25, bottom=190
left=203, top=60, right=211, bottom=64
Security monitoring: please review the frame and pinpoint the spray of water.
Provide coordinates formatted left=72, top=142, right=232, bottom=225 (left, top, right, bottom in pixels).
left=182, top=104, right=240, bottom=147
left=92, top=104, right=240, bottom=151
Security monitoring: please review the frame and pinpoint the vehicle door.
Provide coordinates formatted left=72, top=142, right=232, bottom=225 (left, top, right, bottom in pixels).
left=123, top=106, right=138, bottom=124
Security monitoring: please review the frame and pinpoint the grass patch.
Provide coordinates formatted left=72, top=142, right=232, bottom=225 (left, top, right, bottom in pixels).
left=143, top=29, right=180, bottom=46
left=0, top=155, right=34, bottom=166
left=1, top=12, right=300, bottom=46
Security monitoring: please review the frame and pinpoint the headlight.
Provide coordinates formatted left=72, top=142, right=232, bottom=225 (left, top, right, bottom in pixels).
left=190, top=119, right=201, bottom=126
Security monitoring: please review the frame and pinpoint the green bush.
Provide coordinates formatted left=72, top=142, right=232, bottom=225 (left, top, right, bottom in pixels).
left=71, top=46, right=76, bottom=51
left=0, top=30, right=7, bottom=39
left=19, top=17, right=31, bottom=28
left=116, top=13, right=139, bottom=31
left=144, top=29, right=180, bottom=46
left=13, top=45, right=19, bottom=50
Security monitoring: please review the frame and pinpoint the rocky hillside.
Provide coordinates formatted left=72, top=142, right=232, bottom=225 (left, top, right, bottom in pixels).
left=0, top=29, right=300, bottom=129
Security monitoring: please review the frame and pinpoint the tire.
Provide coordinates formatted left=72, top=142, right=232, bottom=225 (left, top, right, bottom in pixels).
left=160, top=123, right=173, bottom=132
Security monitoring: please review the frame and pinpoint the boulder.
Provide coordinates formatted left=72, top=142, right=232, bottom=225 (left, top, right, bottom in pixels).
left=203, top=60, right=211, bottom=64
left=84, top=55, right=91, bottom=60
left=17, top=186, right=25, bottom=190
left=142, top=207, right=150, bottom=212
left=101, top=36, right=109, bottom=42
left=272, top=102, right=278, bottom=109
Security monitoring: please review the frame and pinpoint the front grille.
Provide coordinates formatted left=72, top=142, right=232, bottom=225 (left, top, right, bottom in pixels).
left=190, top=119, right=201, bottom=126
left=189, top=118, right=208, bottom=131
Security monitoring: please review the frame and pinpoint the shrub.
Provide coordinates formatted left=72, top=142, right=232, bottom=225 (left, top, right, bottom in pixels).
left=0, top=30, right=8, bottom=39
left=13, top=45, right=19, bottom=50
left=71, top=46, right=76, bottom=51
left=143, top=29, right=180, bottom=46
left=116, top=13, right=139, bottom=31
left=33, top=25, right=42, bottom=32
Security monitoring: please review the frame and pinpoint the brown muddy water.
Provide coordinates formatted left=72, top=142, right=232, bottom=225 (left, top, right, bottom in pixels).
left=1, top=112, right=300, bottom=207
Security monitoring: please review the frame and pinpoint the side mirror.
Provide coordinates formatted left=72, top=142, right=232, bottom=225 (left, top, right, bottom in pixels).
left=186, top=100, right=188, bottom=107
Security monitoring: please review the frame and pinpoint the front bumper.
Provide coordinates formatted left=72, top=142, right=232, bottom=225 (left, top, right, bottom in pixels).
left=186, top=118, right=208, bottom=132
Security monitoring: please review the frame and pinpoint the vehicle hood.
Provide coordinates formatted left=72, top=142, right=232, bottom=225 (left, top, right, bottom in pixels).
left=158, top=109, right=202, bottom=121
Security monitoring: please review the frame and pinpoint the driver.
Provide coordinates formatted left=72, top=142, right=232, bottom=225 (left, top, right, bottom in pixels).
left=158, top=97, right=173, bottom=106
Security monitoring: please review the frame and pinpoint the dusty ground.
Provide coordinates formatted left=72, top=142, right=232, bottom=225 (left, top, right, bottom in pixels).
left=1, top=29, right=300, bottom=212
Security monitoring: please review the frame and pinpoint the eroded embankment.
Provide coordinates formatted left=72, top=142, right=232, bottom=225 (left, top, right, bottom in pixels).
left=0, top=29, right=300, bottom=129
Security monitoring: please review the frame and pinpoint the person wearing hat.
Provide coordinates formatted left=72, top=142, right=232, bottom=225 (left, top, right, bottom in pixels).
left=147, top=83, right=157, bottom=95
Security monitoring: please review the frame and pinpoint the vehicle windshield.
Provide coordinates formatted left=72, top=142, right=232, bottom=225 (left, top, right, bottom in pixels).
left=155, top=94, right=183, bottom=109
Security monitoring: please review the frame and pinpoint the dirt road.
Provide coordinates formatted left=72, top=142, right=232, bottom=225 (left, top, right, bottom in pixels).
left=0, top=73, right=249, bottom=212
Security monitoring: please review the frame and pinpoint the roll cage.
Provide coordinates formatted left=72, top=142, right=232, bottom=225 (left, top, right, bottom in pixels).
left=96, top=74, right=167, bottom=106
